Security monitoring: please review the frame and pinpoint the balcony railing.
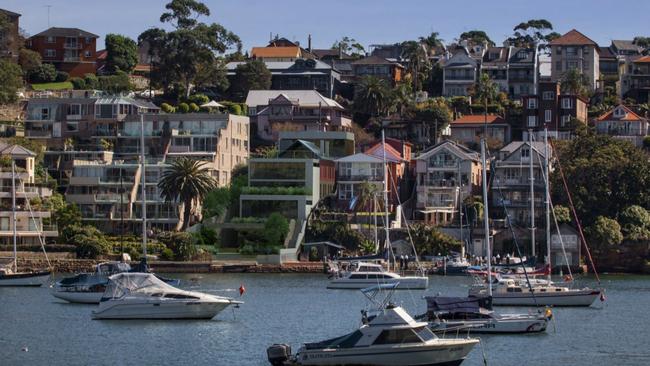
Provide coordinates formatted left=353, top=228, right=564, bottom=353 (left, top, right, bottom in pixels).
left=63, top=56, right=80, bottom=62
left=63, top=43, right=82, bottom=50
left=25, top=130, right=52, bottom=138
left=337, top=174, right=383, bottom=181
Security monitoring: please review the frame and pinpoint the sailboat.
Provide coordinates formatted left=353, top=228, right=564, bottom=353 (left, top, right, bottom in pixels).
left=469, top=129, right=602, bottom=307
left=328, top=131, right=428, bottom=290
left=52, top=115, right=178, bottom=302
left=0, top=149, right=50, bottom=286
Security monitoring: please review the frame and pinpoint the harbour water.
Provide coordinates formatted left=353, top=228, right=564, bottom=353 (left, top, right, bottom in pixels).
left=1, top=273, right=649, bottom=366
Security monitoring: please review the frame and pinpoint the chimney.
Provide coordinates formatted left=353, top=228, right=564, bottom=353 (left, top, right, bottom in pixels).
left=339, top=43, right=343, bottom=59
left=308, top=34, right=312, bottom=52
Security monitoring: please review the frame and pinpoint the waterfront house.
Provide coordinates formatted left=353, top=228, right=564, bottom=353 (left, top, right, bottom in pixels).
left=442, top=48, right=480, bottom=97
left=0, top=8, right=21, bottom=62
left=549, top=29, right=600, bottom=91
left=251, top=46, right=302, bottom=62
left=277, top=130, right=355, bottom=159
left=594, top=104, right=649, bottom=147
left=413, top=140, right=481, bottom=226
left=351, top=55, right=404, bottom=86
left=481, top=47, right=509, bottom=94
left=507, top=47, right=538, bottom=98
left=26, top=27, right=98, bottom=77
left=449, top=114, right=511, bottom=148
left=621, top=56, right=650, bottom=104
left=245, top=90, right=351, bottom=142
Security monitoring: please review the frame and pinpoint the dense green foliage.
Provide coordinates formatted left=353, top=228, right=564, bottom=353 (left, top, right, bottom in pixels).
left=18, top=49, right=42, bottom=76
left=507, top=19, right=560, bottom=49
left=230, top=60, right=272, bottom=100
left=157, top=231, right=196, bottom=260
left=585, top=216, right=624, bottom=251
left=65, top=225, right=110, bottom=259
left=98, top=71, right=132, bottom=93
left=331, top=36, right=365, bottom=57
left=0, top=60, right=22, bottom=104
left=105, top=34, right=139, bottom=73
left=459, top=30, right=495, bottom=46
left=410, top=224, right=462, bottom=256
left=618, top=205, right=650, bottom=241
left=29, top=63, right=57, bottom=83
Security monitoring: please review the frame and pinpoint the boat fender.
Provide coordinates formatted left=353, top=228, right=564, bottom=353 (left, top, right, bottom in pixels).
left=544, top=307, right=553, bottom=320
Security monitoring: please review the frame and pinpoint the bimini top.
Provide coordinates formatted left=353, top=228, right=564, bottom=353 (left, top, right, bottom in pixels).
left=425, top=296, right=492, bottom=313
left=102, top=273, right=180, bottom=300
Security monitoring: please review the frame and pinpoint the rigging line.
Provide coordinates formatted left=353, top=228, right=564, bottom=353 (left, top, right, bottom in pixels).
left=24, top=192, right=52, bottom=271
left=531, top=137, right=574, bottom=281
left=548, top=138, right=601, bottom=284
left=487, top=149, right=539, bottom=307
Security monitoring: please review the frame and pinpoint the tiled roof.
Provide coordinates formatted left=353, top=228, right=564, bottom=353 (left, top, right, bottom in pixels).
left=365, top=143, right=404, bottom=162
left=245, top=90, right=343, bottom=109
left=451, top=115, right=506, bottom=125
left=352, top=55, right=403, bottom=67
left=251, top=46, right=301, bottom=58
left=312, top=49, right=353, bottom=60
left=416, top=139, right=480, bottom=162
left=96, top=49, right=107, bottom=60
left=634, top=56, right=650, bottom=63
left=548, top=29, right=597, bottom=46
left=598, top=46, right=616, bottom=59
left=32, top=27, right=98, bottom=39
left=612, top=40, right=643, bottom=53
left=0, top=144, right=36, bottom=158
left=0, top=8, right=20, bottom=17
left=596, top=105, right=646, bottom=122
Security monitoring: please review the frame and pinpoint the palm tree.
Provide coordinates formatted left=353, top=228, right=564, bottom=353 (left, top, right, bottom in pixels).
left=401, top=41, right=431, bottom=92
left=473, top=72, right=499, bottom=138
left=354, top=76, right=393, bottom=117
left=158, top=158, right=217, bottom=230
left=560, top=68, right=590, bottom=98
left=419, top=32, right=444, bottom=50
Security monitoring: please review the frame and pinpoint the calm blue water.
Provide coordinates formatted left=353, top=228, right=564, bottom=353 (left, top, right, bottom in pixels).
left=1, top=273, right=649, bottom=366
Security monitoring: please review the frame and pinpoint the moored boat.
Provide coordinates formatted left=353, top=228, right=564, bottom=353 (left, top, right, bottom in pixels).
left=327, top=261, right=428, bottom=290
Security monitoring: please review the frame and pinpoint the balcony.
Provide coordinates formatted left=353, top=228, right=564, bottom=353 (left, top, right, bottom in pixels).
left=337, top=174, right=383, bottom=182
left=0, top=224, right=58, bottom=237
left=63, top=56, right=80, bottom=62
left=444, top=76, right=475, bottom=81
left=25, top=130, right=52, bottom=138
left=63, top=43, right=82, bottom=50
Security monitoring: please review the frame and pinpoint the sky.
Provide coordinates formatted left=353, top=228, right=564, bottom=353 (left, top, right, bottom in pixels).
left=3, top=0, right=650, bottom=51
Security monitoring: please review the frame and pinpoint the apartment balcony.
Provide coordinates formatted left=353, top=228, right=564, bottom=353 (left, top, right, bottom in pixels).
left=0, top=186, right=52, bottom=199
left=25, top=130, right=52, bottom=138
left=492, top=177, right=543, bottom=187
left=444, top=76, right=475, bottom=81
left=0, top=210, right=52, bottom=218
left=426, top=161, right=459, bottom=169
left=0, top=224, right=58, bottom=237
left=63, top=43, right=82, bottom=50
left=63, top=56, right=81, bottom=62
left=337, top=174, right=383, bottom=182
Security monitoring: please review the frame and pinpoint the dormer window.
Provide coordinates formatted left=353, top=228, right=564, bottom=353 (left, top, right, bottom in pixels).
left=613, top=107, right=626, bottom=118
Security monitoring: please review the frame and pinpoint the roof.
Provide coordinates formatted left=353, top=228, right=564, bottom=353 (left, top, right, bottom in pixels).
left=416, top=139, right=480, bottom=162
left=508, top=47, right=536, bottom=64
left=598, top=46, right=616, bottom=59
left=245, top=90, right=343, bottom=109
left=0, top=144, right=36, bottom=158
left=451, top=115, right=506, bottom=125
left=312, top=49, right=353, bottom=60
left=500, top=141, right=547, bottom=159
left=611, top=40, right=643, bottom=53
left=278, top=139, right=324, bottom=159
left=352, top=55, right=404, bottom=67
left=95, top=96, right=159, bottom=109
left=634, top=56, right=650, bottom=64
left=31, top=27, right=98, bottom=39
left=596, top=105, right=646, bottom=122
left=251, top=46, right=301, bottom=58
left=0, top=8, right=21, bottom=17
left=548, top=29, right=597, bottom=46
left=226, top=59, right=333, bottom=72
left=482, top=47, right=509, bottom=64
left=335, top=153, right=385, bottom=164
left=96, top=49, right=107, bottom=60
left=364, top=143, right=404, bottom=162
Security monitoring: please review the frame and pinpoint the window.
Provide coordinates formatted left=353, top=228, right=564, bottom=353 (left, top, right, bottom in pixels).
left=85, top=37, right=92, bottom=44
left=45, top=49, right=56, bottom=57
left=40, top=107, right=50, bottom=120
left=555, top=47, right=562, bottom=55
left=521, top=147, right=530, bottom=159
left=527, top=115, right=537, bottom=127
left=542, top=91, right=555, bottom=100
left=545, top=110, right=552, bottom=123
left=68, top=104, right=81, bottom=116
left=373, top=329, right=422, bottom=345
left=561, top=98, right=573, bottom=109
left=555, top=61, right=562, bottom=72
left=84, top=50, right=91, bottom=57
left=561, top=115, right=572, bottom=127
left=339, top=162, right=352, bottom=177
left=613, top=108, right=626, bottom=118
left=567, top=60, right=578, bottom=70
left=349, top=274, right=366, bottom=279
left=339, top=183, right=353, bottom=199
left=46, top=36, right=55, bottom=43
left=527, top=98, right=537, bottom=109
left=566, top=47, right=577, bottom=57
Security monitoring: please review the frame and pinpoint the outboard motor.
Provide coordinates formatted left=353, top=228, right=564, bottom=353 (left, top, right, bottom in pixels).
left=267, top=344, right=292, bottom=366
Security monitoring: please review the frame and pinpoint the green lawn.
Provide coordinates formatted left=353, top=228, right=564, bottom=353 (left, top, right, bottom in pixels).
left=31, top=81, right=74, bottom=91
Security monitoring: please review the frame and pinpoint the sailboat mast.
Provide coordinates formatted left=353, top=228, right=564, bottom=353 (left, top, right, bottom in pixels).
left=140, top=114, right=148, bottom=260
left=381, top=130, right=391, bottom=271
left=480, top=138, right=492, bottom=296
left=11, top=159, right=17, bottom=273
left=528, top=130, right=536, bottom=260
left=544, top=127, right=551, bottom=281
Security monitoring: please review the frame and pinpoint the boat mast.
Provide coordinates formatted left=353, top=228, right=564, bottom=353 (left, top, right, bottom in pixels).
left=544, top=127, right=551, bottom=282
left=457, top=162, right=463, bottom=256
left=381, top=130, right=391, bottom=272
left=140, top=114, right=148, bottom=262
left=528, top=130, right=535, bottom=260
left=480, top=138, right=492, bottom=296
left=11, top=158, right=17, bottom=273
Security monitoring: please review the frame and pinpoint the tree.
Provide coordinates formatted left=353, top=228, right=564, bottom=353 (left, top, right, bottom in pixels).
left=229, top=60, right=271, bottom=100
left=419, top=32, right=444, bottom=49
left=507, top=19, right=560, bottom=50
left=633, top=36, right=650, bottom=54
left=472, top=72, right=499, bottom=139
left=553, top=205, right=572, bottom=224
left=401, top=41, right=430, bottom=92
left=415, top=97, right=452, bottom=143
left=29, top=63, right=56, bottom=83
left=158, top=231, right=196, bottom=260
left=560, top=68, right=591, bottom=97
left=65, top=225, right=110, bottom=259
left=265, top=212, right=289, bottom=246
left=353, top=76, right=393, bottom=118
left=331, top=36, right=365, bottom=57
left=18, top=49, right=42, bottom=76
left=139, top=0, right=240, bottom=99
left=410, top=224, right=461, bottom=256
left=158, top=158, right=217, bottom=230
left=585, top=216, right=623, bottom=251
left=459, top=30, right=494, bottom=47
left=202, top=187, right=231, bottom=218
left=105, top=34, right=138, bottom=74
left=618, top=205, right=650, bottom=241
left=0, top=60, right=22, bottom=104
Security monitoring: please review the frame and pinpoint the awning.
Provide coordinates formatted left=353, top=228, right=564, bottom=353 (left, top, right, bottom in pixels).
left=201, top=100, right=225, bottom=108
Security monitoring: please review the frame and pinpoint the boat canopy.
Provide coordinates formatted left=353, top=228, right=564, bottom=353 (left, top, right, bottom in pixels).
left=101, top=273, right=181, bottom=300
left=425, top=296, right=493, bottom=313
left=96, top=262, right=131, bottom=275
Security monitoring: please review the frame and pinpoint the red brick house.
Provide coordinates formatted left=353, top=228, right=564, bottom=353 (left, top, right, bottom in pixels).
left=26, top=27, right=98, bottom=77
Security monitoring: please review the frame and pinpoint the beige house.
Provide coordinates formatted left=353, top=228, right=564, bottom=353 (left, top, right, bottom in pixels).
left=549, top=29, right=600, bottom=91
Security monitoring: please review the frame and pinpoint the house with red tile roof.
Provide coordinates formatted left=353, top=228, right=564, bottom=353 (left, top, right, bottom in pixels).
left=448, top=114, right=511, bottom=147
left=621, top=56, right=650, bottom=103
left=549, top=29, right=600, bottom=91
left=594, top=104, right=649, bottom=147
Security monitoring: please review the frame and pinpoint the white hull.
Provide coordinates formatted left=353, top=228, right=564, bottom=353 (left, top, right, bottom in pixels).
left=328, top=277, right=428, bottom=290
left=488, top=290, right=601, bottom=306
left=0, top=272, right=50, bottom=287
left=51, top=288, right=103, bottom=304
left=431, top=316, right=547, bottom=334
left=297, top=339, right=477, bottom=366
left=92, top=300, right=231, bottom=319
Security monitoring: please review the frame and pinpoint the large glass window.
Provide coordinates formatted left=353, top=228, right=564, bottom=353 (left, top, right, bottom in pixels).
left=373, top=329, right=422, bottom=345
left=250, top=161, right=306, bottom=180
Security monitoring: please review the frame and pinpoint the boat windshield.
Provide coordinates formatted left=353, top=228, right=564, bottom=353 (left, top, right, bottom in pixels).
left=414, top=326, right=437, bottom=342
left=372, top=328, right=423, bottom=345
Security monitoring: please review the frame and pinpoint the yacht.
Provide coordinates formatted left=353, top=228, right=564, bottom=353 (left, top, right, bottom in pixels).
left=327, top=261, right=428, bottom=290
left=268, top=284, right=477, bottom=366
left=0, top=266, right=50, bottom=287
left=52, top=261, right=132, bottom=303
left=92, top=273, right=241, bottom=320
left=432, top=255, right=470, bottom=275
left=423, top=296, right=549, bottom=334
left=468, top=278, right=602, bottom=307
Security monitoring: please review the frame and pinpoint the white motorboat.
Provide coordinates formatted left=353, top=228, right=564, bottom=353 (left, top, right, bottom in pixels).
left=469, top=278, right=602, bottom=307
left=268, top=284, right=477, bottom=366
left=52, top=262, right=132, bottom=304
left=327, top=261, right=428, bottom=290
left=92, top=273, right=241, bottom=320
left=423, top=296, right=549, bottom=334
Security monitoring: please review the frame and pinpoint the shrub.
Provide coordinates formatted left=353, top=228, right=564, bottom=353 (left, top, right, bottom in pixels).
left=98, top=71, right=131, bottom=93
left=177, top=102, right=190, bottom=113
left=228, top=104, right=242, bottom=115
left=160, top=248, right=175, bottom=261
left=55, top=71, right=69, bottom=82
left=70, top=77, right=86, bottom=90
left=265, top=213, right=289, bottom=246
left=29, top=63, right=57, bottom=83
left=84, top=73, right=98, bottom=89
left=188, top=94, right=209, bottom=105
left=160, top=103, right=175, bottom=113
left=189, top=102, right=200, bottom=112
left=157, top=231, right=195, bottom=260
left=643, top=136, right=650, bottom=150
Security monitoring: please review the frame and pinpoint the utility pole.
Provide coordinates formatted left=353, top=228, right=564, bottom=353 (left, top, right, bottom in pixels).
left=45, top=5, right=52, bottom=28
